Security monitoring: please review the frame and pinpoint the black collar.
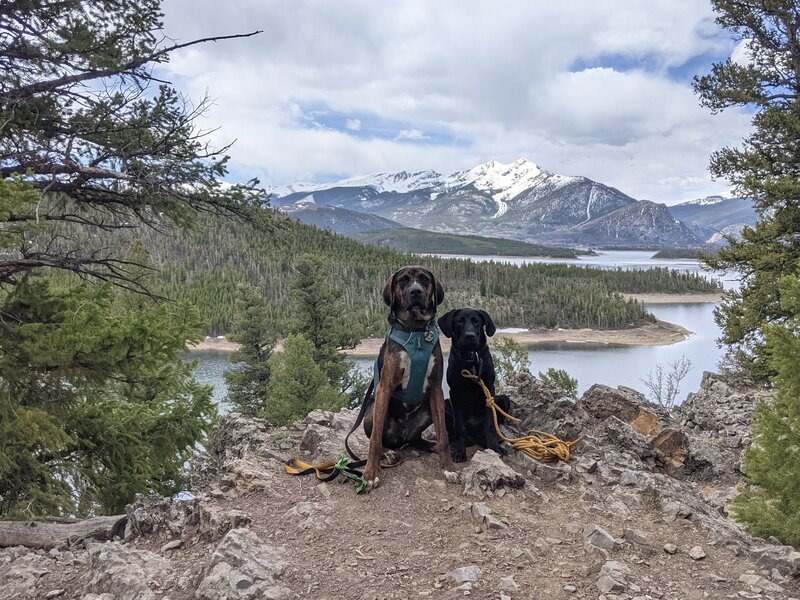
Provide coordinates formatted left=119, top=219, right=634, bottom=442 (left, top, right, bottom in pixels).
left=388, top=312, right=436, bottom=333
left=452, top=347, right=483, bottom=376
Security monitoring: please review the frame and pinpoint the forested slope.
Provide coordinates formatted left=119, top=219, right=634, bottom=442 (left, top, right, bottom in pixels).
left=76, top=210, right=720, bottom=337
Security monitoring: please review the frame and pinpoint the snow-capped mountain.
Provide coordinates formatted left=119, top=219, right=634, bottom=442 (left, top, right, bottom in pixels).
left=667, top=196, right=756, bottom=244
left=441, top=158, right=560, bottom=218
left=269, top=158, right=707, bottom=247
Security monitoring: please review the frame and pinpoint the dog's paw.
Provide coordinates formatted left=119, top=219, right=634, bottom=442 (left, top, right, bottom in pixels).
left=451, top=447, right=468, bottom=463
left=363, top=476, right=380, bottom=492
left=488, top=443, right=508, bottom=456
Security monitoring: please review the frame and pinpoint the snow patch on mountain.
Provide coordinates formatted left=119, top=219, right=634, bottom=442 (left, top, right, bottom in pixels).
left=677, top=195, right=731, bottom=207
left=444, top=157, right=559, bottom=218
left=267, top=170, right=443, bottom=197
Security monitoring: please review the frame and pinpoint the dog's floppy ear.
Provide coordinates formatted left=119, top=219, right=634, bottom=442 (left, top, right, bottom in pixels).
left=478, top=309, right=497, bottom=337
left=383, top=272, right=396, bottom=307
left=433, top=276, right=445, bottom=306
left=421, top=268, right=445, bottom=306
left=437, top=309, right=457, bottom=338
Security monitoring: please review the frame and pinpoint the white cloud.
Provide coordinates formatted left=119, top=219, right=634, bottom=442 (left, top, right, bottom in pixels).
left=159, top=0, right=749, bottom=203
left=730, top=38, right=755, bottom=66
left=395, top=129, right=429, bottom=141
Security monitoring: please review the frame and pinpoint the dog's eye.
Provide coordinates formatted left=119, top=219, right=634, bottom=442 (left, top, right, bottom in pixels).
left=397, top=275, right=409, bottom=285
left=417, top=274, right=429, bottom=285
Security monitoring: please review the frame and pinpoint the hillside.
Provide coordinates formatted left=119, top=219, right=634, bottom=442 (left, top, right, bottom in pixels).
left=112, top=211, right=720, bottom=336
left=350, top=228, right=587, bottom=258
left=281, top=198, right=405, bottom=234
left=3, top=372, right=797, bottom=599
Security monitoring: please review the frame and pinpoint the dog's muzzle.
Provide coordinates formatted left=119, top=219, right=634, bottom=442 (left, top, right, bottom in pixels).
left=406, top=283, right=427, bottom=307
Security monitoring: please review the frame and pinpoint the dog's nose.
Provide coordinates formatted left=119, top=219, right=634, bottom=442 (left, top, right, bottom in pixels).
left=409, top=286, right=423, bottom=297
left=464, top=331, right=477, bottom=340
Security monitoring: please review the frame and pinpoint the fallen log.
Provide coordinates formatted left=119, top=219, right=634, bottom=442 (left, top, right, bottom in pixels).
left=0, top=515, right=127, bottom=549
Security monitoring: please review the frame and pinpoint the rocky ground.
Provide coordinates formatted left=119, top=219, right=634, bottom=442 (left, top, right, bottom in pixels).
left=1, top=371, right=798, bottom=600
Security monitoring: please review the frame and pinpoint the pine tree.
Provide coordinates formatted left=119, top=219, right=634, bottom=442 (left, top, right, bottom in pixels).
left=694, top=0, right=800, bottom=377
left=287, top=253, right=369, bottom=404
left=263, top=335, right=346, bottom=426
left=696, top=1, right=800, bottom=548
left=224, top=285, right=275, bottom=415
left=730, top=270, right=800, bottom=546
left=0, top=279, right=215, bottom=516
left=0, top=1, right=262, bottom=516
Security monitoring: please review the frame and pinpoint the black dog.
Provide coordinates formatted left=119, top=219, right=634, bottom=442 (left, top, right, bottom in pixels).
left=438, top=308, right=512, bottom=462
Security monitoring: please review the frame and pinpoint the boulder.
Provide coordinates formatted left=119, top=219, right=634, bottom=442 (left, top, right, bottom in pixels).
left=84, top=542, right=170, bottom=600
left=501, top=371, right=588, bottom=440
left=462, top=450, right=525, bottom=498
left=195, top=528, right=290, bottom=600
left=584, top=524, right=619, bottom=551
left=0, top=549, right=58, bottom=600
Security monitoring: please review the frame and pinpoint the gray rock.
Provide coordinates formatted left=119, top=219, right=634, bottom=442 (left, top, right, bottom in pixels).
left=738, top=573, right=784, bottom=593
left=596, top=575, right=625, bottom=593
left=663, top=543, right=678, bottom=555
left=748, top=546, right=800, bottom=577
left=0, top=551, right=55, bottom=600
left=84, top=541, right=170, bottom=600
left=195, top=528, right=290, bottom=600
left=161, top=539, right=183, bottom=552
left=603, top=416, right=660, bottom=466
left=497, top=576, right=519, bottom=592
left=446, top=565, right=482, bottom=584
left=688, top=545, right=706, bottom=560
left=470, top=502, right=507, bottom=530
left=660, top=499, right=692, bottom=523
left=619, top=469, right=639, bottom=486
left=500, top=371, right=588, bottom=440
left=530, top=460, right=572, bottom=483
left=596, top=560, right=630, bottom=593
left=462, top=450, right=524, bottom=498
left=623, top=528, right=653, bottom=553
left=125, top=494, right=181, bottom=537
left=584, top=524, right=618, bottom=551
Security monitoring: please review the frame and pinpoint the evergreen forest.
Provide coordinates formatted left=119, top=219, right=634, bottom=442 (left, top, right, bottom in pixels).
left=63, top=210, right=722, bottom=339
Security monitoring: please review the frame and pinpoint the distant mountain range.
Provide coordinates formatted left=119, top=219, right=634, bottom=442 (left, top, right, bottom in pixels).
left=268, top=159, right=758, bottom=248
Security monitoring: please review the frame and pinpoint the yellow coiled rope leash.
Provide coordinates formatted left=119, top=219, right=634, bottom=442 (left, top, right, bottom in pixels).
left=459, top=369, right=580, bottom=463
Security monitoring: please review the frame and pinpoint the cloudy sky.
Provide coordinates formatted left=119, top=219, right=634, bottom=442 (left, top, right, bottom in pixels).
left=161, top=0, right=752, bottom=205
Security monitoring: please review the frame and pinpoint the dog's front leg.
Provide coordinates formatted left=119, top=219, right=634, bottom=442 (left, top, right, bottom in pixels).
left=364, top=381, right=391, bottom=489
left=431, top=386, right=456, bottom=472
left=449, top=398, right=468, bottom=462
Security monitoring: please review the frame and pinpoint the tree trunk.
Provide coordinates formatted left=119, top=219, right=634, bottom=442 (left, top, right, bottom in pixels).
left=0, top=515, right=127, bottom=549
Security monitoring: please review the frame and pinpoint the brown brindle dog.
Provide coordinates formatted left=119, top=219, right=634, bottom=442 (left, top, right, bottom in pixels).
left=362, top=266, right=455, bottom=489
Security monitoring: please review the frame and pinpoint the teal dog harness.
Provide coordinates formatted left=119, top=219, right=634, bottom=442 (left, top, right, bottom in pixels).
left=373, top=323, right=440, bottom=406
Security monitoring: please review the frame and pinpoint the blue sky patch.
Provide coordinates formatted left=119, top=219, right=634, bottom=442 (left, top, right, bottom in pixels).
left=297, top=104, right=466, bottom=146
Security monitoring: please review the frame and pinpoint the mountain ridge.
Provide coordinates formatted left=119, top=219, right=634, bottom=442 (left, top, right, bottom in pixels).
left=267, top=159, right=754, bottom=248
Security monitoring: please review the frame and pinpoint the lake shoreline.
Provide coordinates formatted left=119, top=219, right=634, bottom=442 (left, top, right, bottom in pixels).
left=189, top=319, right=693, bottom=357
left=189, top=290, right=718, bottom=356
left=624, top=291, right=723, bottom=304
